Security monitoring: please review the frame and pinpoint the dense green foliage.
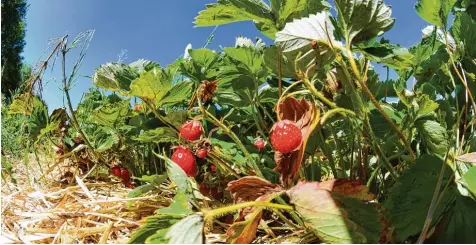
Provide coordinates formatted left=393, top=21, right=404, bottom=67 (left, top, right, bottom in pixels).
left=1, top=0, right=28, bottom=99
left=4, top=0, right=476, bottom=243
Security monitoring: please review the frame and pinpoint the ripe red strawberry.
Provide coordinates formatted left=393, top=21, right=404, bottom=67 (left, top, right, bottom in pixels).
left=120, top=168, right=131, bottom=183
left=133, top=104, right=142, bottom=111
left=196, top=148, right=208, bottom=159
left=111, top=166, right=121, bottom=177
left=171, top=146, right=198, bottom=177
left=210, top=164, right=216, bottom=173
left=179, top=120, right=203, bottom=141
left=270, top=119, right=302, bottom=153
left=254, top=138, right=265, bottom=150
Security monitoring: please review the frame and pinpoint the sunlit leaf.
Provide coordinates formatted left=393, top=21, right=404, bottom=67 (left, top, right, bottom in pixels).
left=195, top=0, right=276, bottom=39
left=335, top=0, right=395, bottom=43
left=165, top=214, right=204, bottom=244
left=160, top=81, right=193, bottom=107
left=156, top=192, right=193, bottom=215
left=288, top=181, right=381, bottom=243
left=415, top=0, right=457, bottom=27
left=92, top=100, right=129, bottom=127
left=129, top=67, right=172, bottom=106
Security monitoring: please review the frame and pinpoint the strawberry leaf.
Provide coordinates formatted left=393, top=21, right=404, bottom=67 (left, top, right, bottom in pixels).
left=276, top=12, right=341, bottom=53
left=132, top=127, right=178, bottom=144
left=287, top=181, right=381, bottom=243
left=226, top=210, right=262, bottom=244
left=416, top=120, right=448, bottom=156
left=415, top=0, right=457, bottom=27
left=156, top=192, right=193, bottom=215
left=195, top=0, right=276, bottom=39
left=451, top=12, right=476, bottom=58
left=91, top=100, right=129, bottom=127
left=335, top=0, right=395, bottom=43
left=129, top=67, right=172, bottom=106
left=384, top=155, right=455, bottom=242
left=128, top=214, right=183, bottom=244
left=160, top=80, right=193, bottom=107
left=165, top=214, right=204, bottom=244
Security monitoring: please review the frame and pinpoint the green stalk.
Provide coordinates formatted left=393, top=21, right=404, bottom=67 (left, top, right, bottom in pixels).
left=204, top=201, right=293, bottom=222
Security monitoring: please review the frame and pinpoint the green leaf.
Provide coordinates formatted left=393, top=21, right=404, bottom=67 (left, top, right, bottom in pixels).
left=92, top=100, right=129, bottom=127
left=188, top=48, right=217, bottom=68
left=135, top=174, right=168, bottom=187
left=415, top=94, right=439, bottom=118
left=132, top=127, right=177, bottom=144
left=451, top=12, right=476, bottom=59
left=356, top=39, right=413, bottom=70
left=462, top=167, right=476, bottom=195
left=129, top=68, right=172, bottom=106
left=163, top=111, right=188, bottom=129
left=287, top=182, right=381, bottom=243
left=195, top=0, right=276, bottom=39
left=127, top=184, right=156, bottom=198
left=8, top=94, right=45, bottom=115
left=415, top=0, right=457, bottom=27
left=160, top=81, right=193, bottom=107
left=92, top=127, right=119, bottom=152
left=335, top=0, right=395, bottom=43
left=276, top=12, right=340, bottom=53
left=165, top=155, right=189, bottom=193
left=165, top=214, right=204, bottom=244
left=224, top=47, right=263, bottom=74
left=156, top=192, right=193, bottom=215
left=384, top=155, right=455, bottom=242
left=93, top=63, right=138, bottom=94
left=416, top=120, right=448, bottom=156
left=274, top=0, right=331, bottom=28
left=128, top=214, right=182, bottom=244
left=432, top=194, right=476, bottom=243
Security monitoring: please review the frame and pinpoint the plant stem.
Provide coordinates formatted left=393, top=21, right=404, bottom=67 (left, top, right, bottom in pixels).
left=200, top=102, right=263, bottom=177
left=417, top=151, right=450, bottom=243
left=344, top=49, right=416, bottom=161
left=204, top=201, right=293, bottom=221
left=61, top=49, right=103, bottom=165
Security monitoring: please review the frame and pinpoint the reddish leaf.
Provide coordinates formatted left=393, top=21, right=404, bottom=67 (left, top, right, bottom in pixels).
left=226, top=176, right=283, bottom=203
left=226, top=210, right=262, bottom=244
left=287, top=181, right=382, bottom=243
left=274, top=97, right=320, bottom=187
left=318, top=179, right=376, bottom=201
left=225, top=177, right=283, bottom=244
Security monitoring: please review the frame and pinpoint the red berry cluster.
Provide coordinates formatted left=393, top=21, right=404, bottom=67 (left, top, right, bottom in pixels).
left=111, top=166, right=134, bottom=188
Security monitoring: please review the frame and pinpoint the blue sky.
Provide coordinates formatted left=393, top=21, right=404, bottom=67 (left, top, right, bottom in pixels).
left=23, top=0, right=428, bottom=111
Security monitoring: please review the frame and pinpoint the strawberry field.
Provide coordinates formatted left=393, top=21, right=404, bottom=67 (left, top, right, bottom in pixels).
left=2, top=0, right=476, bottom=243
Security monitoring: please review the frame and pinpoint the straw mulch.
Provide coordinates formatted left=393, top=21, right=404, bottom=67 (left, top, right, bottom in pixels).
left=1, top=154, right=171, bottom=244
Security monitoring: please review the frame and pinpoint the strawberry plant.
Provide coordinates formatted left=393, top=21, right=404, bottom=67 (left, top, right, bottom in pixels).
left=8, top=0, right=476, bottom=243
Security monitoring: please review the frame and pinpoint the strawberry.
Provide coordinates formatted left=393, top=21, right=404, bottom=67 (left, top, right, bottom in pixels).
left=179, top=120, right=203, bottom=141
left=111, top=166, right=121, bottom=177
left=171, top=146, right=198, bottom=177
left=270, top=119, right=302, bottom=153
left=254, top=138, right=265, bottom=150
left=210, top=164, right=216, bottom=173
left=120, top=168, right=131, bottom=183
left=133, top=104, right=142, bottom=111
left=196, top=148, right=208, bottom=159
left=127, top=183, right=135, bottom=189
